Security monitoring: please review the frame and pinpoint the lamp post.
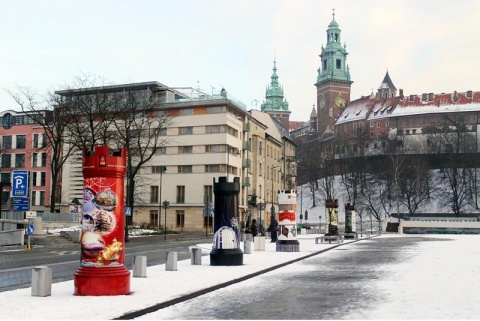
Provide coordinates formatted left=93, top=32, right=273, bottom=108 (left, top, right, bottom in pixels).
left=271, top=166, right=281, bottom=218
left=158, top=166, right=166, bottom=230
left=163, top=200, right=170, bottom=240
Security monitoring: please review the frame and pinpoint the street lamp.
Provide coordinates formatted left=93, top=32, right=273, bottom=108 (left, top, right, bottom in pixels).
left=158, top=166, right=166, bottom=230
left=163, top=200, right=170, bottom=240
left=271, top=166, right=281, bottom=218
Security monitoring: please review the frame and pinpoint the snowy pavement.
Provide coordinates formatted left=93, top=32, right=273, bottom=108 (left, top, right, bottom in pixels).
left=0, top=233, right=479, bottom=320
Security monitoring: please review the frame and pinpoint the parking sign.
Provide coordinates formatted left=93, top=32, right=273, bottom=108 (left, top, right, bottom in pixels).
left=11, top=170, right=28, bottom=197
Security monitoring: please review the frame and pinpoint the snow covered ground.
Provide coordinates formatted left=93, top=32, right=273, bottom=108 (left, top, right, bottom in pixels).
left=0, top=234, right=479, bottom=320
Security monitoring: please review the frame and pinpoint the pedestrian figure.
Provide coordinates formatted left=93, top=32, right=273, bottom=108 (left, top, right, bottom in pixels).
left=251, top=219, right=258, bottom=239
left=269, top=217, right=278, bottom=242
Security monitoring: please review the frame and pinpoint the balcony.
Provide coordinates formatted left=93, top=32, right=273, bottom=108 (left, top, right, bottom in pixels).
left=242, top=159, right=251, bottom=169
left=247, top=194, right=257, bottom=204
left=242, top=176, right=250, bottom=187
left=243, top=122, right=250, bottom=132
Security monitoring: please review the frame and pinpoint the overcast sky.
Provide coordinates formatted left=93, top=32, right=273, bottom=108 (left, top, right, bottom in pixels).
left=1, top=0, right=479, bottom=122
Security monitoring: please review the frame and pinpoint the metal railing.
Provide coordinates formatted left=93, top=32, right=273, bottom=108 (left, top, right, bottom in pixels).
left=0, top=211, right=81, bottom=222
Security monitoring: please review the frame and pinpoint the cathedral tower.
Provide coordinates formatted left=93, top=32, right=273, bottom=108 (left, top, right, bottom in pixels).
left=261, top=59, right=291, bottom=130
left=315, top=10, right=353, bottom=136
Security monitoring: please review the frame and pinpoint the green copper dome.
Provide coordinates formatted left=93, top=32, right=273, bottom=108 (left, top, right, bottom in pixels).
left=316, top=9, right=351, bottom=84
left=261, top=59, right=289, bottom=112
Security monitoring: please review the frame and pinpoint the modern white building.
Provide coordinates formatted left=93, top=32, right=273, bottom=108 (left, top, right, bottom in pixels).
left=58, top=82, right=297, bottom=232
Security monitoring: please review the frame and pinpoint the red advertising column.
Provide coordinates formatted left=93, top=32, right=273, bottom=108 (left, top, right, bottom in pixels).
left=74, top=146, right=130, bottom=296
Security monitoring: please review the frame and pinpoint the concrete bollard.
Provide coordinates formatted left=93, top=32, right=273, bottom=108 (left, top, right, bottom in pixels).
left=244, top=240, right=253, bottom=254
left=133, top=256, right=147, bottom=277
left=31, top=266, right=52, bottom=297
left=166, top=251, right=177, bottom=271
left=254, top=236, right=265, bottom=251
left=191, top=247, right=202, bottom=265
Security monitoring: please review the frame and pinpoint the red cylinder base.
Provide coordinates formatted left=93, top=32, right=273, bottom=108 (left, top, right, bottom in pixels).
left=74, top=266, right=131, bottom=296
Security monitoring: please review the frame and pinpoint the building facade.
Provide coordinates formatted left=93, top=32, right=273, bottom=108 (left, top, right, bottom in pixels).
left=0, top=110, right=54, bottom=212
left=57, top=82, right=297, bottom=232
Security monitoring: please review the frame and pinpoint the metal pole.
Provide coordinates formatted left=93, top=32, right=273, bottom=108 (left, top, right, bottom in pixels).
left=271, top=166, right=279, bottom=217
left=164, top=200, right=167, bottom=241
left=300, top=185, right=303, bottom=225
left=158, top=169, right=163, bottom=230
left=271, top=166, right=274, bottom=215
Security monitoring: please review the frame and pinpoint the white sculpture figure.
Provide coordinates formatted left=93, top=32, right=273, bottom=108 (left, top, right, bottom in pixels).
left=212, top=226, right=237, bottom=250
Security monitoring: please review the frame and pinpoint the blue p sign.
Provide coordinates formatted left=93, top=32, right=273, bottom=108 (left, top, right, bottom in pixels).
left=11, top=170, right=28, bottom=197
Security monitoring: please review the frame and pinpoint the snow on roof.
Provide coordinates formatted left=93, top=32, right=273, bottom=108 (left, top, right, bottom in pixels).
left=335, top=91, right=479, bottom=126
left=335, top=99, right=372, bottom=125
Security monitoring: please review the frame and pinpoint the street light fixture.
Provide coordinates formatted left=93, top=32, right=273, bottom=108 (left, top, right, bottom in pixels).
left=163, top=199, right=170, bottom=240
left=158, top=166, right=166, bottom=230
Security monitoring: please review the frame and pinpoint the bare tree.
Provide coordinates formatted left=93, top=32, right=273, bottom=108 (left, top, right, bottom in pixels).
left=58, top=76, right=118, bottom=151
left=339, top=126, right=370, bottom=208
left=9, top=86, right=79, bottom=212
left=425, top=116, right=477, bottom=215
left=399, top=157, right=434, bottom=215
left=110, top=90, right=172, bottom=226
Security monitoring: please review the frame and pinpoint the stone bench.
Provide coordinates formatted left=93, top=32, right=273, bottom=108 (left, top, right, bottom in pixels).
left=315, top=235, right=344, bottom=244
left=341, top=232, right=358, bottom=240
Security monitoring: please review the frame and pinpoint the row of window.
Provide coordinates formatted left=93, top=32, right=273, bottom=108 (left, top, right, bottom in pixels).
left=0, top=114, right=44, bottom=126
left=0, top=190, right=46, bottom=207
left=176, top=125, right=238, bottom=137
left=151, top=164, right=236, bottom=174
left=149, top=163, right=285, bottom=179
left=341, top=114, right=478, bottom=133
left=149, top=209, right=190, bottom=228
left=177, top=106, right=226, bottom=116
left=1, top=153, right=47, bottom=168
left=0, top=171, right=47, bottom=186
left=1, top=133, right=47, bottom=150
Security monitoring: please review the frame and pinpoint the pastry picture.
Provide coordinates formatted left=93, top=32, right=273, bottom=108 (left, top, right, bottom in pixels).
left=91, top=209, right=116, bottom=234
left=81, top=232, right=105, bottom=259
left=94, top=189, right=117, bottom=211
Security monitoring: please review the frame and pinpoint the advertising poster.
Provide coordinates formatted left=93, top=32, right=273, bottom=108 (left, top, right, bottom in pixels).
left=277, top=190, right=297, bottom=240
left=80, top=177, right=124, bottom=266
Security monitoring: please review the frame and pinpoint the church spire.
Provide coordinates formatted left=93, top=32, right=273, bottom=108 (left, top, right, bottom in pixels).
left=270, top=59, right=279, bottom=87
left=261, top=58, right=289, bottom=112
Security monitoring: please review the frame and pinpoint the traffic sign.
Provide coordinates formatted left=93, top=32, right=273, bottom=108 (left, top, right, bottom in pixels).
left=25, top=211, right=37, bottom=218
left=125, top=207, right=132, bottom=217
left=27, top=224, right=34, bottom=235
left=13, top=197, right=29, bottom=211
left=11, top=170, right=29, bottom=197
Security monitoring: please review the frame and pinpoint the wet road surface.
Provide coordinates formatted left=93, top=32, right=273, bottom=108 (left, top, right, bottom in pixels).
left=138, top=236, right=447, bottom=320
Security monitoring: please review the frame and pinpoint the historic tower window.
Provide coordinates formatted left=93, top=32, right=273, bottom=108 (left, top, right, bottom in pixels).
left=336, top=59, right=341, bottom=69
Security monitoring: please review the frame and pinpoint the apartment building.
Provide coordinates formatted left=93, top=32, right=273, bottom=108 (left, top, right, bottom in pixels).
left=57, top=82, right=297, bottom=232
left=0, top=110, right=53, bottom=212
